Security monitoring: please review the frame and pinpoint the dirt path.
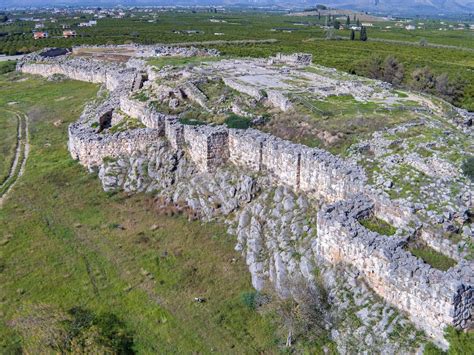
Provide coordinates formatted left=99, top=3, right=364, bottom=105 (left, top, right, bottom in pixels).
left=0, top=111, right=29, bottom=207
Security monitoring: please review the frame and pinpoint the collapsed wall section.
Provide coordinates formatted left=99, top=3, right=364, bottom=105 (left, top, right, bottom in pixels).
left=316, top=196, right=473, bottom=348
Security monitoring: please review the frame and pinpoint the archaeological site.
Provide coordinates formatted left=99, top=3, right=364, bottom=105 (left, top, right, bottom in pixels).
left=16, top=44, right=473, bottom=353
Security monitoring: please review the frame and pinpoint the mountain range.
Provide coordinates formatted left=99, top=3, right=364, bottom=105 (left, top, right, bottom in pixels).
left=1, top=0, right=474, bottom=16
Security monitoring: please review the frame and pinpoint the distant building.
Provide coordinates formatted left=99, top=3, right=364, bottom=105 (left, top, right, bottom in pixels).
left=405, top=25, right=416, bottom=30
left=34, top=23, right=44, bottom=29
left=361, top=23, right=373, bottom=27
left=350, top=26, right=361, bottom=31
left=78, top=20, right=97, bottom=27
left=33, top=31, right=48, bottom=40
left=63, top=30, right=76, bottom=38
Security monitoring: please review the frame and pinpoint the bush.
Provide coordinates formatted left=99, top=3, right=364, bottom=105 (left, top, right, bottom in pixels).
left=241, top=291, right=260, bottom=310
left=63, top=307, right=135, bottom=354
left=225, top=114, right=251, bottom=129
left=0, top=60, right=16, bottom=74
left=461, top=157, right=474, bottom=181
left=411, top=67, right=436, bottom=92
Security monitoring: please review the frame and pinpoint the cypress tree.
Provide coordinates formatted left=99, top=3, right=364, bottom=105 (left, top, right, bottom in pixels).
left=346, top=16, right=350, bottom=26
left=350, top=29, right=355, bottom=40
left=360, top=26, right=368, bottom=41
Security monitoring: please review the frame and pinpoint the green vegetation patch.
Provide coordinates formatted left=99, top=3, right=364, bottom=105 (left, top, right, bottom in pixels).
left=0, top=61, right=16, bottom=74
left=108, top=116, right=145, bottom=134
left=359, top=215, right=397, bottom=236
left=224, top=114, right=251, bottom=129
left=461, top=156, right=474, bottom=182
left=0, top=109, right=18, bottom=184
left=408, top=244, right=457, bottom=271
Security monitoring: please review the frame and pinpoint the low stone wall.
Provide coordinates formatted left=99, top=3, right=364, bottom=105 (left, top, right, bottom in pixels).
left=272, top=52, right=313, bottom=66
left=316, top=196, right=473, bottom=348
left=420, top=228, right=468, bottom=262
left=119, top=96, right=170, bottom=133
left=222, top=77, right=263, bottom=100
left=181, top=82, right=208, bottom=109
left=267, top=90, right=293, bottom=111
left=18, top=58, right=143, bottom=93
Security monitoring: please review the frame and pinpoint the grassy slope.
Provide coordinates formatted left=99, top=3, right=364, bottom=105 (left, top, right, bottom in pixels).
left=0, top=109, right=17, bottom=184
left=0, top=73, right=281, bottom=353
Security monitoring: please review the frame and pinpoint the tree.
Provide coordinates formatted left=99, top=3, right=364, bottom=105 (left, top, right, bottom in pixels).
left=346, top=16, right=350, bottom=26
left=365, top=55, right=384, bottom=79
left=333, top=20, right=340, bottom=30
left=350, top=29, right=355, bottom=41
left=0, top=15, right=7, bottom=23
left=435, top=73, right=466, bottom=104
left=383, top=56, right=404, bottom=85
left=360, top=26, right=368, bottom=41
left=356, top=18, right=360, bottom=27
left=410, top=67, right=436, bottom=92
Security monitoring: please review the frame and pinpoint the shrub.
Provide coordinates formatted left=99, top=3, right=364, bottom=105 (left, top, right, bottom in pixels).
left=0, top=60, right=16, bottom=74
left=461, top=157, right=474, bottom=181
left=410, top=67, right=436, bottom=92
left=63, top=307, right=135, bottom=354
left=225, top=114, right=251, bottom=129
left=445, top=326, right=474, bottom=354
left=241, top=291, right=260, bottom=310
left=383, top=56, right=404, bottom=85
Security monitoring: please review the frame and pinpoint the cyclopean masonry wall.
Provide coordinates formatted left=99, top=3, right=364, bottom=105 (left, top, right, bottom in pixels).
left=183, top=125, right=229, bottom=172
left=316, top=196, right=473, bottom=348
left=18, top=50, right=473, bottom=347
left=119, top=96, right=171, bottom=133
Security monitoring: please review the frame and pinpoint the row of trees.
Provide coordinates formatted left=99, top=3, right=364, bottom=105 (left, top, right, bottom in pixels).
left=351, top=55, right=466, bottom=104
left=349, top=27, right=367, bottom=41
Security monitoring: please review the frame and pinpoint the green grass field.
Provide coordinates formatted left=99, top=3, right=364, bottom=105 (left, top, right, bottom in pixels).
left=0, top=72, right=301, bottom=353
left=0, top=109, right=18, bottom=184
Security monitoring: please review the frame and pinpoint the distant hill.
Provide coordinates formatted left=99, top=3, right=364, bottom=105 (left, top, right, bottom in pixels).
left=1, top=0, right=473, bottom=16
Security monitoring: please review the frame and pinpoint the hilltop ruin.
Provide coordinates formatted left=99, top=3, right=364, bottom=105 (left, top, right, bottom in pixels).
left=17, top=45, right=473, bottom=352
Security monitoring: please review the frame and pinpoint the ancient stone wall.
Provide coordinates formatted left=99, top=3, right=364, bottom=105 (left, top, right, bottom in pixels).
left=222, top=77, right=263, bottom=100
left=183, top=125, right=229, bottom=172
left=228, top=129, right=268, bottom=171
left=164, top=118, right=185, bottom=150
left=18, top=51, right=472, bottom=348
left=68, top=124, right=162, bottom=168
left=316, top=196, right=473, bottom=348
left=119, top=96, right=169, bottom=133
left=272, top=52, right=313, bottom=66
